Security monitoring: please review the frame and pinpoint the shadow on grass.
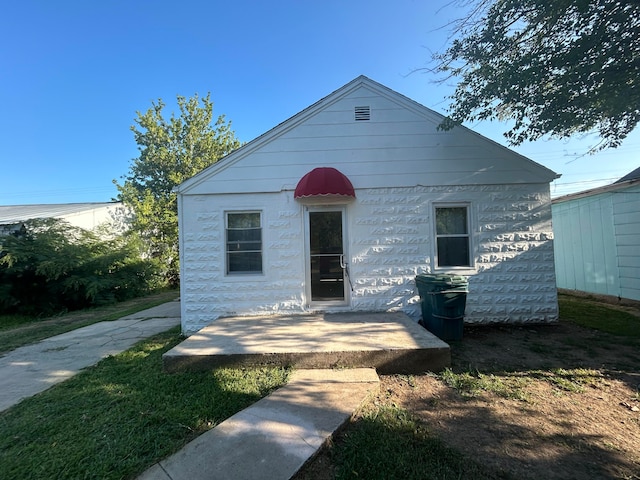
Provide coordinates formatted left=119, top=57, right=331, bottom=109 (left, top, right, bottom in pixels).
left=450, top=321, right=640, bottom=392
left=0, top=327, right=288, bottom=480
left=403, top=386, right=638, bottom=480
left=298, top=385, right=638, bottom=480
left=326, top=405, right=511, bottom=480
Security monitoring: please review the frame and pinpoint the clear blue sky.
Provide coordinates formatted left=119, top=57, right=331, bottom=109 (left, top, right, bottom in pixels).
left=1, top=0, right=637, bottom=205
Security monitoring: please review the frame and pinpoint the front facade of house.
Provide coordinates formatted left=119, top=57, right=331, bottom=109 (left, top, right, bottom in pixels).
left=176, top=76, right=560, bottom=334
left=552, top=169, right=640, bottom=301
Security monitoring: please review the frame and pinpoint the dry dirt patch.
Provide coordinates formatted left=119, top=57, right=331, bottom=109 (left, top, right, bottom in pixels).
left=299, top=319, right=640, bottom=479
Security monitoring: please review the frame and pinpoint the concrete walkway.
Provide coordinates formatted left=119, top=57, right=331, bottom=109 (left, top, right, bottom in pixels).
left=138, top=368, right=380, bottom=480
left=0, top=300, right=181, bottom=412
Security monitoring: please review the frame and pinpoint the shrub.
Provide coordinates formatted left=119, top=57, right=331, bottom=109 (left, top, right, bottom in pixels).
left=0, top=219, right=161, bottom=315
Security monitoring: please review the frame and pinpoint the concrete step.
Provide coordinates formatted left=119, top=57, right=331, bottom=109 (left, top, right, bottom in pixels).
left=163, top=312, right=450, bottom=375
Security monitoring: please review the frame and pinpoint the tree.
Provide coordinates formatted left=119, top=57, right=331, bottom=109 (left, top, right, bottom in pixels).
left=115, top=94, right=241, bottom=286
left=433, top=0, right=640, bottom=151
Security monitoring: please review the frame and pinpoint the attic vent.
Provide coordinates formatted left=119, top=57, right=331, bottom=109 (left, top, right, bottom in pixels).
left=354, top=106, right=370, bottom=121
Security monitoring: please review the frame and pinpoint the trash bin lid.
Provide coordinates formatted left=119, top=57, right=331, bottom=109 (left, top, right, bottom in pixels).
left=415, top=273, right=468, bottom=286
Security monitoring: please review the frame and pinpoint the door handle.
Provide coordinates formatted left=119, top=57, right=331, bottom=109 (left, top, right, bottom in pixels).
left=340, top=254, right=354, bottom=292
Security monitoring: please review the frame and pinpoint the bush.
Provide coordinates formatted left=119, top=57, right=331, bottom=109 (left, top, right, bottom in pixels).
left=0, top=219, right=161, bottom=315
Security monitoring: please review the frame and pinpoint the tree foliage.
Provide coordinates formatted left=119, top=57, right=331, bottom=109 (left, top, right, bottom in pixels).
left=115, top=94, right=241, bottom=285
left=0, top=219, right=159, bottom=315
left=434, top=0, right=640, bottom=151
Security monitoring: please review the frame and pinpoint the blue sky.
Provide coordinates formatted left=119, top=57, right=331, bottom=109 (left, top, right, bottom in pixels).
left=1, top=0, right=637, bottom=205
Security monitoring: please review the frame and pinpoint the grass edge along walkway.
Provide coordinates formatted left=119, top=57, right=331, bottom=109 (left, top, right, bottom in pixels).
left=0, top=290, right=180, bottom=355
left=0, top=327, right=290, bottom=480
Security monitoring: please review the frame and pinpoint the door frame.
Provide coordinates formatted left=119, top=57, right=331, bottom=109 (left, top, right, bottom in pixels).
left=303, top=205, right=350, bottom=308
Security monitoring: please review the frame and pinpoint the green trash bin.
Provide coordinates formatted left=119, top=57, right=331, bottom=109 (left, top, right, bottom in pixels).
left=415, top=274, right=468, bottom=341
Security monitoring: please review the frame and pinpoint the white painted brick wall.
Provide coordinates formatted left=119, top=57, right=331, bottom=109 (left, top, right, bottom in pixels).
left=179, top=184, right=558, bottom=333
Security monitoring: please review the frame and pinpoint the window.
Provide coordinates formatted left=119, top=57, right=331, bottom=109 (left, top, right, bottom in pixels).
left=435, top=205, right=471, bottom=267
left=226, top=212, right=262, bottom=274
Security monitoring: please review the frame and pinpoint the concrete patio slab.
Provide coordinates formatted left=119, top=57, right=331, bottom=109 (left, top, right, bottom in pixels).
left=163, top=312, right=450, bottom=374
left=137, top=368, right=380, bottom=480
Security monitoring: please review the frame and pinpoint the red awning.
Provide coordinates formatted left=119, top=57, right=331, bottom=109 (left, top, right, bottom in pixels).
left=294, top=167, right=355, bottom=201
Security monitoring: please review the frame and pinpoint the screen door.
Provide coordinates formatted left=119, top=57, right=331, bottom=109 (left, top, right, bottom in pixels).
left=308, top=210, right=347, bottom=303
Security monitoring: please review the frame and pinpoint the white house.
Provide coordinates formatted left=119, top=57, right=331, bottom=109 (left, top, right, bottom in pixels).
left=175, top=76, right=560, bottom=334
left=552, top=167, right=640, bottom=301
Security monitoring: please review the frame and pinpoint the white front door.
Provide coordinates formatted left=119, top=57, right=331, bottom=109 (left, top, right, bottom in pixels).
left=306, top=208, right=349, bottom=306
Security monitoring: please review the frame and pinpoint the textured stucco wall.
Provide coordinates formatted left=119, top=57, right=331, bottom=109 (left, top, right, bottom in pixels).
left=179, top=184, right=558, bottom=334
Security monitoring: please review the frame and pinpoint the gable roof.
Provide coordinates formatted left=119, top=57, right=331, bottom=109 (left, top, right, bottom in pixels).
left=615, top=166, right=640, bottom=184
left=176, top=75, right=558, bottom=195
left=0, top=202, right=121, bottom=224
left=553, top=166, right=640, bottom=203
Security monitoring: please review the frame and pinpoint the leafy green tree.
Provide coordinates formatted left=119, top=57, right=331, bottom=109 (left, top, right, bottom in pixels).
left=115, top=94, right=241, bottom=285
left=434, top=0, right=640, bottom=151
left=0, top=219, right=159, bottom=315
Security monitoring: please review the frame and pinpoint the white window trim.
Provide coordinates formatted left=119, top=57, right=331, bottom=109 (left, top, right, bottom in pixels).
left=433, top=203, right=474, bottom=270
left=224, top=210, right=264, bottom=277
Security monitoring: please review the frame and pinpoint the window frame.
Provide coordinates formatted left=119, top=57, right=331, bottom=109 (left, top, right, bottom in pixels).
left=433, top=203, right=473, bottom=269
left=225, top=210, right=263, bottom=276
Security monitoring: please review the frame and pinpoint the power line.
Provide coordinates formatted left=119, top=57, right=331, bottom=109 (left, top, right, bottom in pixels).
left=552, top=177, right=622, bottom=187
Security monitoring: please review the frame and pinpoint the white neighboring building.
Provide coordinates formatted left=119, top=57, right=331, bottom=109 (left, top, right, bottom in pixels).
left=175, top=76, right=560, bottom=334
left=0, top=202, right=126, bottom=236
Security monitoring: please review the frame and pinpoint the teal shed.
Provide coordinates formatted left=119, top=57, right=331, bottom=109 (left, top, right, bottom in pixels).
left=552, top=167, right=640, bottom=301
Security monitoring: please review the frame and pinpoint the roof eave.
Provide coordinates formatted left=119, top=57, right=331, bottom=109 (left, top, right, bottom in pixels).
left=552, top=178, right=639, bottom=203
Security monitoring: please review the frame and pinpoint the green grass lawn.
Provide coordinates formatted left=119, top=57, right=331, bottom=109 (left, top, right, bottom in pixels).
left=557, top=292, right=640, bottom=339
left=1, top=291, right=638, bottom=480
left=0, top=327, right=289, bottom=480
